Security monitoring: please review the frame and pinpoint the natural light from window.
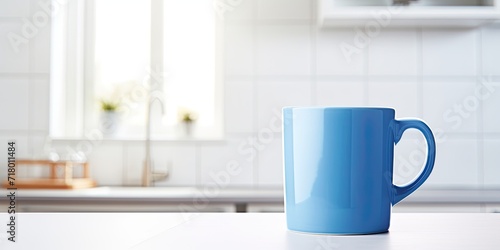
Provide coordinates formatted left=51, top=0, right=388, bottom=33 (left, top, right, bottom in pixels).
left=163, top=1, right=216, bottom=127
left=93, top=0, right=151, bottom=130
left=85, top=0, right=221, bottom=137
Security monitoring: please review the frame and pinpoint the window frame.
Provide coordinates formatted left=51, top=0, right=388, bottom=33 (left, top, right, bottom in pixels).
left=50, top=0, right=224, bottom=140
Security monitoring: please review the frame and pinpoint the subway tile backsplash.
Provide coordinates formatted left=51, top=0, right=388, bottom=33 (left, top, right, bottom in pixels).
left=0, top=79, right=30, bottom=130
left=88, top=144, right=125, bottom=186
left=316, top=79, right=365, bottom=106
left=368, top=30, right=418, bottom=76
left=482, top=26, right=500, bottom=76
left=483, top=82, right=500, bottom=133
left=257, top=0, right=312, bottom=20
left=484, top=139, right=500, bottom=188
left=256, top=80, right=312, bottom=129
left=200, top=138, right=255, bottom=187
left=150, top=144, right=198, bottom=187
left=224, top=24, right=254, bottom=76
left=30, top=79, right=50, bottom=131
left=422, top=29, right=477, bottom=76
left=424, top=138, right=479, bottom=188
left=224, top=80, right=255, bottom=134
left=256, top=25, right=312, bottom=76
left=0, top=23, right=30, bottom=72
left=367, top=78, right=419, bottom=117
left=316, top=29, right=366, bottom=76
left=0, top=0, right=29, bottom=17
left=423, top=78, right=481, bottom=134
left=1, top=0, right=499, bottom=188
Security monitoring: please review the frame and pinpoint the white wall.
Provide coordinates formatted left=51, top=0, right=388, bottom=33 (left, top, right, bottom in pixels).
left=0, top=0, right=51, bottom=182
left=1, top=0, right=500, bottom=189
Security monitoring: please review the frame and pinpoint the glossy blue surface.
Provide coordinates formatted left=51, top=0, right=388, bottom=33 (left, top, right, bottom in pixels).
left=283, top=107, right=435, bottom=234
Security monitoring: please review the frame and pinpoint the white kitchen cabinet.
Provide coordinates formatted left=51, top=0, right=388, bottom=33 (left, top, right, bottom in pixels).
left=485, top=204, right=500, bottom=213
left=15, top=203, right=236, bottom=212
left=319, top=0, right=500, bottom=27
left=247, top=204, right=285, bottom=212
left=246, top=203, right=500, bottom=213
left=393, top=203, right=483, bottom=213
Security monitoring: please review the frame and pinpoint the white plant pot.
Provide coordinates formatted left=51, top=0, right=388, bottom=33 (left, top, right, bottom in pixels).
left=100, top=111, right=119, bottom=135
left=183, top=122, right=194, bottom=137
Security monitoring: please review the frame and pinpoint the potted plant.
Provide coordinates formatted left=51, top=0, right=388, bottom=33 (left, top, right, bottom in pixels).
left=179, top=109, right=197, bottom=137
left=100, top=99, right=120, bottom=135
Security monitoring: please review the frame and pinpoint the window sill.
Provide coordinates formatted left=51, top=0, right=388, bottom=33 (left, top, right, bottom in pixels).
left=50, top=135, right=226, bottom=143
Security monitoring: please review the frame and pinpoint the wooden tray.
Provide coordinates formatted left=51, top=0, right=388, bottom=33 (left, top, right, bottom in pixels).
left=3, top=159, right=97, bottom=189
left=4, top=178, right=97, bottom=189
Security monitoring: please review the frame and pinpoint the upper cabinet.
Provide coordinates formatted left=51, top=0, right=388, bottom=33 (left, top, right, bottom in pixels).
left=318, top=0, right=500, bottom=27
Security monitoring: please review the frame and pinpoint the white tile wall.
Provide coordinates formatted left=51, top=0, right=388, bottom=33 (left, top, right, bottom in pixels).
left=257, top=0, right=311, bottom=20
left=200, top=138, right=254, bottom=186
left=483, top=139, right=500, bottom=187
left=482, top=25, right=500, bottom=76
left=481, top=77, right=500, bottom=133
left=256, top=25, right=311, bottom=76
left=0, top=22, right=30, bottom=72
left=393, top=137, right=426, bottom=186
left=1, top=1, right=499, bottom=189
left=29, top=134, right=50, bottom=158
left=224, top=80, right=254, bottom=134
left=316, top=79, right=364, bottom=106
left=151, top=144, right=198, bottom=187
left=87, top=143, right=124, bottom=186
left=123, top=143, right=144, bottom=186
left=423, top=78, right=479, bottom=133
left=122, top=143, right=197, bottom=187
left=30, top=78, right=50, bottom=131
left=422, top=29, right=477, bottom=76
left=0, top=0, right=30, bottom=17
left=223, top=0, right=255, bottom=21
left=368, top=78, right=419, bottom=117
left=423, top=138, right=479, bottom=188
left=224, top=24, right=254, bottom=76
left=0, top=79, right=30, bottom=130
left=256, top=135, right=283, bottom=187
left=256, top=80, right=311, bottom=129
left=316, top=28, right=365, bottom=75
left=31, top=18, right=51, bottom=73
left=369, top=30, right=418, bottom=76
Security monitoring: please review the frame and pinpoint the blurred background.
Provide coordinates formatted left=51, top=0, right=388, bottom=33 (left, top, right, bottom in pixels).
left=0, top=0, right=499, bottom=212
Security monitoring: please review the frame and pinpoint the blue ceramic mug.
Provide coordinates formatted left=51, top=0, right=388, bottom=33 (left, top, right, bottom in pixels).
left=283, top=107, right=436, bottom=234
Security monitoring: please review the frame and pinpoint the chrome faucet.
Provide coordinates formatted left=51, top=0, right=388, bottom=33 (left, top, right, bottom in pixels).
left=142, top=92, right=169, bottom=187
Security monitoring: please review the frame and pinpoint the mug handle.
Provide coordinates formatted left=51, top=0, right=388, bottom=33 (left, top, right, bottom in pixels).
left=390, top=119, right=436, bottom=205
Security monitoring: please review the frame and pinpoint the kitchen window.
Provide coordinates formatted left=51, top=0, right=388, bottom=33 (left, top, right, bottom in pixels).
left=50, top=0, right=223, bottom=139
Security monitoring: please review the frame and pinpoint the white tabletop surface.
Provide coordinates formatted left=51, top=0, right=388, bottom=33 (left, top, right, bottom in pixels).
left=1, top=213, right=499, bottom=250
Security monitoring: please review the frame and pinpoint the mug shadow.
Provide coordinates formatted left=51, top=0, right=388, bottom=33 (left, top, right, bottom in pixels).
left=285, top=230, right=391, bottom=250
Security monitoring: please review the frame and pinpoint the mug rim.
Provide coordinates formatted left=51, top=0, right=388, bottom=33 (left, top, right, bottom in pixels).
left=283, top=106, right=395, bottom=111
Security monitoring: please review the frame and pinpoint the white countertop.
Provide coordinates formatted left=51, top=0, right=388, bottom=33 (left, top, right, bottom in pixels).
left=3, top=187, right=500, bottom=204
left=1, top=213, right=499, bottom=249
left=0, top=186, right=283, bottom=203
